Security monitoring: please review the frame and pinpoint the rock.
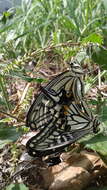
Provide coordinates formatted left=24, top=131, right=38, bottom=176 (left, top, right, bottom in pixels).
left=49, top=151, right=105, bottom=190
left=49, top=166, right=90, bottom=190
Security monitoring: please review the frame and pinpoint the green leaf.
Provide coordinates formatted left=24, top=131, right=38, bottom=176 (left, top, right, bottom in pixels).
left=1, top=11, right=13, bottom=24
left=81, top=133, right=107, bottom=164
left=8, top=71, right=45, bottom=83
left=87, top=44, right=107, bottom=69
left=0, top=97, right=6, bottom=105
left=60, top=16, right=76, bottom=30
left=102, top=0, right=107, bottom=11
left=76, top=50, right=87, bottom=62
left=6, top=183, right=29, bottom=190
left=0, top=118, right=14, bottom=123
left=0, top=124, right=22, bottom=148
left=82, top=33, right=103, bottom=44
left=101, top=103, right=107, bottom=122
left=5, top=30, right=17, bottom=43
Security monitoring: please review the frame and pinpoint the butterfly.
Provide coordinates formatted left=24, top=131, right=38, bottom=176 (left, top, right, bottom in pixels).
left=26, top=60, right=84, bottom=132
left=26, top=100, right=100, bottom=157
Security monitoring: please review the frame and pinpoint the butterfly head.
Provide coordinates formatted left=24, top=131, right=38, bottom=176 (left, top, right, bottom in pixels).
left=69, top=60, right=84, bottom=74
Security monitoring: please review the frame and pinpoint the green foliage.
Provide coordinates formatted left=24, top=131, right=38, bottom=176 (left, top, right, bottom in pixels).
left=87, top=44, right=107, bottom=69
left=82, top=33, right=103, bottom=44
left=0, top=0, right=106, bottom=58
left=8, top=71, right=46, bottom=83
left=101, top=103, right=107, bottom=122
left=0, top=74, right=11, bottom=111
left=0, top=123, right=23, bottom=148
left=81, top=133, right=107, bottom=164
left=6, top=183, right=28, bottom=190
left=79, top=98, right=107, bottom=164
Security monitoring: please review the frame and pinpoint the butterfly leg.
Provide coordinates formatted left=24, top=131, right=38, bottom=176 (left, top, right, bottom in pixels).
left=44, top=153, right=61, bottom=166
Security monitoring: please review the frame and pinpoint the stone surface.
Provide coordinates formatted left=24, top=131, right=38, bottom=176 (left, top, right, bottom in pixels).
left=48, top=151, right=105, bottom=190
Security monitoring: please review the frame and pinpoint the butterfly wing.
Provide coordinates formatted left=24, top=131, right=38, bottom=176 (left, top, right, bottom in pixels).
left=26, top=129, right=92, bottom=157
left=26, top=100, right=99, bottom=157
left=26, top=70, right=84, bottom=131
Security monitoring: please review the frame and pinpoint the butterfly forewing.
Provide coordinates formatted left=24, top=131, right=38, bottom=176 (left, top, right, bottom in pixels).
left=26, top=66, right=84, bottom=131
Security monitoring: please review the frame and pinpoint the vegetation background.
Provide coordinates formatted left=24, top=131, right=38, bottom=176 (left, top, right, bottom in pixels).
left=0, top=0, right=107, bottom=189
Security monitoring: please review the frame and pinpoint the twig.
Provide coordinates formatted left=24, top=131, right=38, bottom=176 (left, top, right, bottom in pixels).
left=31, top=42, right=80, bottom=56
left=22, top=41, right=80, bottom=62
left=39, top=69, right=62, bottom=77
left=100, top=91, right=107, bottom=97
left=97, top=87, right=107, bottom=97
left=98, top=68, right=101, bottom=89
left=0, top=110, right=24, bottom=123
left=12, top=83, right=30, bottom=114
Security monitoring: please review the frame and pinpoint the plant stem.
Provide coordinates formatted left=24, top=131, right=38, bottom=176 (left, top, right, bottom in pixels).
left=0, top=74, right=10, bottom=112
left=0, top=110, right=24, bottom=123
